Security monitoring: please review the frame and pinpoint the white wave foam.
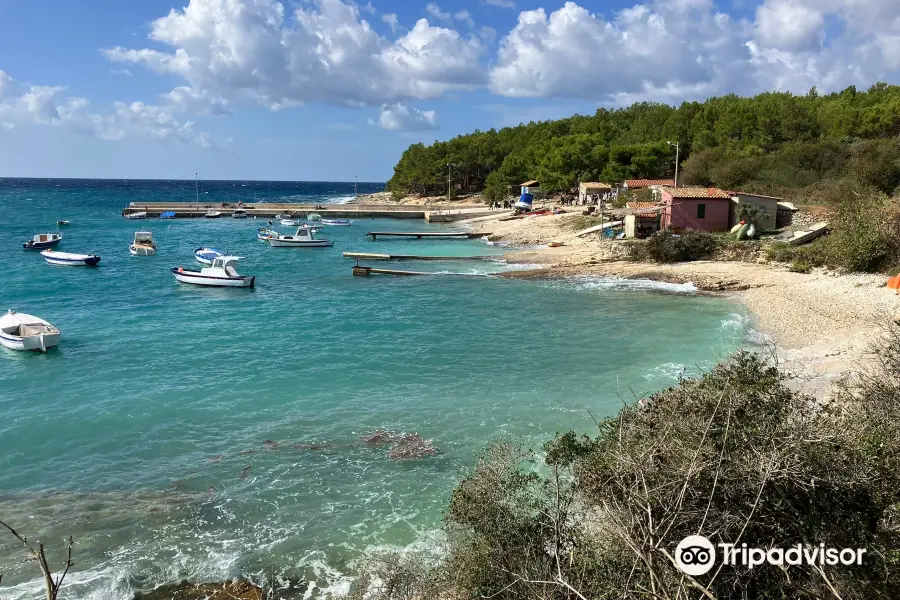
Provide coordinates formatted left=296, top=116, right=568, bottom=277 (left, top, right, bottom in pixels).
left=329, top=195, right=356, bottom=204
left=564, top=276, right=697, bottom=294
left=720, top=312, right=749, bottom=331
left=643, top=362, right=688, bottom=382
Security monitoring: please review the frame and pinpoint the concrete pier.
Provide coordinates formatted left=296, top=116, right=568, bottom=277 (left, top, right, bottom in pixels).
left=366, top=231, right=490, bottom=240
left=121, top=202, right=492, bottom=221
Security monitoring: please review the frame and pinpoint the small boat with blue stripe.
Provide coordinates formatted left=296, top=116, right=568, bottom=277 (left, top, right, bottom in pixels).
left=195, top=247, right=225, bottom=265
left=40, top=250, right=101, bottom=266
left=23, top=233, right=62, bottom=250
left=322, top=219, right=352, bottom=226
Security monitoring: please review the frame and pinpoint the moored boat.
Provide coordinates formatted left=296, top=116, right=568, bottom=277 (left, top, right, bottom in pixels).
left=23, top=233, right=62, bottom=250
left=205, top=210, right=222, bottom=218
left=125, top=211, right=148, bottom=220
left=307, top=212, right=323, bottom=221
left=322, top=219, right=351, bottom=226
left=172, top=256, right=255, bottom=288
left=280, top=219, right=299, bottom=226
left=257, top=227, right=277, bottom=241
left=57, top=220, right=71, bottom=226
left=787, top=221, right=828, bottom=246
left=233, top=209, right=248, bottom=219
left=195, top=247, right=225, bottom=265
left=0, top=310, right=60, bottom=352
left=40, top=250, right=101, bottom=266
left=267, top=226, right=333, bottom=248
left=130, top=231, right=157, bottom=256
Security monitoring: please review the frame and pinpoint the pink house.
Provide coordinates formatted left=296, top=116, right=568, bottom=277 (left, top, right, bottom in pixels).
left=660, top=187, right=732, bottom=232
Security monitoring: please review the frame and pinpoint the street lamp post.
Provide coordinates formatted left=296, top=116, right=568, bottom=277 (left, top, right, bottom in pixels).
left=667, top=141, right=680, bottom=188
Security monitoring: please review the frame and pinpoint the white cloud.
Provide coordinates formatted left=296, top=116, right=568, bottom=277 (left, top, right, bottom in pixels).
left=105, top=0, right=484, bottom=110
left=425, top=2, right=451, bottom=23
left=490, top=1, right=748, bottom=100
left=375, top=103, right=439, bottom=131
left=755, top=0, right=824, bottom=51
left=0, top=69, right=212, bottom=146
left=489, top=0, right=900, bottom=103
left=479, top=26, right=497, bottom=41
left=360, top=1, right=376, bottom=14
left=454, top=10, right=475, bottom=28
left=484, top=0, right=516, bottom=8
left=381, top=12, right=399, bottom=33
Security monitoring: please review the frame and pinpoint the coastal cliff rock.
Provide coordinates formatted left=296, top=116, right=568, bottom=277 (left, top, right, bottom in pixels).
left=133, top=579, right=263, bottom=600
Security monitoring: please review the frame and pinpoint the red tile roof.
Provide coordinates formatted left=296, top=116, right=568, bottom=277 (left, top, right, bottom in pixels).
left=661, top=186, right=732, bottom=199
left=626, top=201, right=663, bottom=217
left=625, top=179, right=676, bottom=189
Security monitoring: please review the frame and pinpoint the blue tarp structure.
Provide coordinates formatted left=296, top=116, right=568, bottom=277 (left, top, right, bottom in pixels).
left=160, top=211, right=176, bottom=219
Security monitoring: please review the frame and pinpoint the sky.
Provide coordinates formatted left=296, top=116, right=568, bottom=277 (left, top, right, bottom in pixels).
left=1, top=0, right=899, bottom=182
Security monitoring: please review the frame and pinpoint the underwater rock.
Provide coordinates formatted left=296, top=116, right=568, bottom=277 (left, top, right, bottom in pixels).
left=263, top=440, right=280, bottom=450
left=292, top=443, right=329, bottom=450
left=387, top=434, right=437, bottom=460
left=207, top=455, right=223, bottom=462
left=239, top=466, right=251, bottom=479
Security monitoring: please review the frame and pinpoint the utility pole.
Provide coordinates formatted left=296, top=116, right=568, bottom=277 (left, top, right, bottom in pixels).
left=447, top=163, right=453, bottom=204
left=354, top=175, right=358, bottom=197
left=667, top=141, right=680, bottom=188
left=195, top=172, right=199, bottom=208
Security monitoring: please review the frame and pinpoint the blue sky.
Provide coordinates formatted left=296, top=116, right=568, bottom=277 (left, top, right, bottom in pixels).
left=0, top=0, right=897, bottom=181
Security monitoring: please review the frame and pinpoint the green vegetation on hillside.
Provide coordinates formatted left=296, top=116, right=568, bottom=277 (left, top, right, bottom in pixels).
left=387, top=84, right=900, bottom=201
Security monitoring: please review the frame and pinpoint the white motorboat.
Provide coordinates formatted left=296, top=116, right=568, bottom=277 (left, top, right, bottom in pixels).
left=40, top=250, right=101, bottom=266
left=130, top=231, right=157, bottom=256
left=172, top=256, right=255, bottom=288
left=322, top=219, right=351, bottom=226
left=257, top=227, right=277, bottom=241
left=205, top=210, right=222, bottom=218
left=124, top=211, right=148, bottom=220
left=0, top=310, right=60, bottom=352
left=280, top=218, right=299, bottom=226
left=233, top=209, right=248, bottom=219
left=307, top=212, right=323, bottom=221
left=267, top=226, right=333, bottom=247
left=57, top=220, right=71, bottom=226
left=195, top=247, right=225, bottom=265
left=23, top=232, right=62, bottom=250
left=275, top=213, right=294, bottom=220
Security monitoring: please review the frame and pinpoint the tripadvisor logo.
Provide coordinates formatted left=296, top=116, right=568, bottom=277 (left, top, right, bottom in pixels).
left=674, top=535, right=867, bottom=576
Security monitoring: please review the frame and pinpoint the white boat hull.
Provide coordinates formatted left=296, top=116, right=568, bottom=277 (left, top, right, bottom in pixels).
left=0, top=312, right=61, bottom=352
left=172, top=269, right=255, bottom=288
left=40, top=251, right=101, bottom=266
left=125, top=212, right=147, bottom=220
left=266, top=238, right=333, bottom=247
left=130, top=245, right=156, bottom=256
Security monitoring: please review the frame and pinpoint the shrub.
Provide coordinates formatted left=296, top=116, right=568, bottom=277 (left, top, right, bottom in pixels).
left=765, top=241, right=797, bottom=262
left=437, top=342, right=900, bottom=600
left=817, top=191, right=899, bottom=272
left=645, top=229, right=718, bottom=263
left=789, top=259, right=812, bottom=273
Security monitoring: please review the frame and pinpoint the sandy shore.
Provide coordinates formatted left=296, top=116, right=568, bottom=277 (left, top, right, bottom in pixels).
left=463, top=210, right=900, bottom=398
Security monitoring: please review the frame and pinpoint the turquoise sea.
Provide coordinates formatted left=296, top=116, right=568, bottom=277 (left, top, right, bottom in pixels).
left=0, top=179, right=749, bottom=599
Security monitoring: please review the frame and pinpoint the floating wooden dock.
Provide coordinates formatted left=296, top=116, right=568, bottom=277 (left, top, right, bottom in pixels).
left=366, top=231, right=489, bottom=240
left=343, top=252, right=491, bottom=261
left=352, top=265, right=431, bottom=276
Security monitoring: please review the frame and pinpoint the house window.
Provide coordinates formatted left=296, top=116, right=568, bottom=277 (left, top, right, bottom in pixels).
left=697, top=203, right=706, bottom=219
